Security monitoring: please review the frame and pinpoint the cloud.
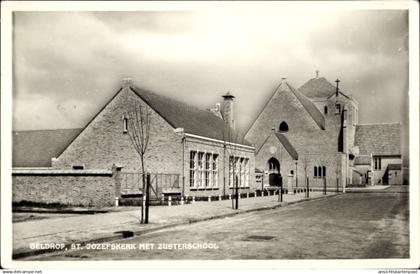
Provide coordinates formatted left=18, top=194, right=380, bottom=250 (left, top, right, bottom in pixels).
left=12, top=9, right=409, bottom=135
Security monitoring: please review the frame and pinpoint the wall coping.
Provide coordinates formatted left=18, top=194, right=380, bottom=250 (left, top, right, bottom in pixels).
left=12, top=168, right=113, bottom=176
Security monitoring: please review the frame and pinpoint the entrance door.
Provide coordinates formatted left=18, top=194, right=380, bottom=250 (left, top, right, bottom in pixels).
left=267, top=157, right=281, bottom=187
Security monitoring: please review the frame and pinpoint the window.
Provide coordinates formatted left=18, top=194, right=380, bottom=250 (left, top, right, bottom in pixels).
left=279, top=121, right=289, bottom=132
left=290, top=170, right=294, bottom=175
left=190, top=151, right=219, bottom=188
left=318, top=166, right=322, bottom=178
left=205, top=153, right=211, bottom=187
left=335, top=103, right=341, bottom=115
left=322, top=166, right=326, bottom=177
left=72, top=165, right=84, bottom=170
left=229, top=156, right=249, bottom=187
left=123, top=117, right=128, bottom=133
left=212, top=154, right=218, bottom=187
left=314, top=166, right=317, bottom=177
left=244, top=159, right=250, bottom=187
left=189, top=151, right=197, bottom=187
left=374, top=157, right=382, bottom=170
left=324, top=106, right=328, bottom=114
left=197, top=152, right=204, bottom=187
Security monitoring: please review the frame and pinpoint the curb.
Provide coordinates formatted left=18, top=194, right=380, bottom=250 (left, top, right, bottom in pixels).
left=12, top=193, right=340, bottom=259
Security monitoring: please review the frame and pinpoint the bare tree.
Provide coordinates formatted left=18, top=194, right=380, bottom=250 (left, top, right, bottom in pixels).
left=302, top=156, right=310, bottom=198
left=124, top=102, right=152, bottom=223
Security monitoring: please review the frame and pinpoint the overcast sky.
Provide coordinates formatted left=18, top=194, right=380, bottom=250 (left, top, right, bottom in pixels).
left=13, top=9, right=409, bottom=141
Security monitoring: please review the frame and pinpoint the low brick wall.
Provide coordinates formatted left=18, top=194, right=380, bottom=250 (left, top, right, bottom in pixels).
left=12, top=169, right=118, bottom=207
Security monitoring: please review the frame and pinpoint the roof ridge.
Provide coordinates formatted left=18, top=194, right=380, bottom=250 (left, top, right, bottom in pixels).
left=131, top=86, right=219, bottom=116
left=13, top=128, right=83, bottom=133
left=287, top=82, right=325, bottom=130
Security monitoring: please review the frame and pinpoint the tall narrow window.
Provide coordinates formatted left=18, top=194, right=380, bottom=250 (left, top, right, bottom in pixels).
left=123, top=117, right=128, bottom=133
left=189, top=151, right=197, bottom=188
left=279, top=121, right=289, bottom=133
left=212, top=154, right=218, bottom=187
left=314, top=166, right=317, bottom=177
left=324, top=106, right=328, bottom=114
left=240, top=158, right=245, bottom=187
left=374, top=157, right=382, bottom=170
left=197, top=152, right=204, bottom=188
left=205, top=153, right=211, bottom=187
left=322, top=166, right=326, bottom=177
left=244, top=158, right=250, bottom=187
left=229, top=156, right=234, bottom=187
left=318, top=166, right=322, bottom=178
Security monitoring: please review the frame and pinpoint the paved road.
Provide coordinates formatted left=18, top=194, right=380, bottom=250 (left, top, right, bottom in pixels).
left=30, top=192, right=409, bottom=260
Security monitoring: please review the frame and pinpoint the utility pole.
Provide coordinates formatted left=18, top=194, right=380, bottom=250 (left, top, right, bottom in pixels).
left=235, top=175, right=239, bottom=210
left=145, top=173, right=150, bottom=224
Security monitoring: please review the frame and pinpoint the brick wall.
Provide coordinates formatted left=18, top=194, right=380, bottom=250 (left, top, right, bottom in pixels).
left=12, top=169, right=118, bottom=207
left=52, top=87, right=182, bottom=174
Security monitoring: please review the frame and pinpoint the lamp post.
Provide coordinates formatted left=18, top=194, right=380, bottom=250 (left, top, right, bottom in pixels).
left=295, top=160, right=298, bottom=188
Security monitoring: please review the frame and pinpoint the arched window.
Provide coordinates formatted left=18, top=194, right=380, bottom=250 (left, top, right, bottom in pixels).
left=279, top=121, right=289, bottom=132
left=323, top=166, right=326, bottom=177
left=318, top=166, right=322, bottom=178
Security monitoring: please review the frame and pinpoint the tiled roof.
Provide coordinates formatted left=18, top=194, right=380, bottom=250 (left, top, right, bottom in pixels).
left=12, top=128, right=82, bottom=167
left=131, top=86, right=251, bottom=146
left=354, top=155, right=371, bottom=165
left=274, top=133, right=299, bottom=160
left=388, top=163, right=401, bottom=171
left=298, top=77, right=337, bottom=98
left=285, top=82, right=325, bottom=130
left=355, top=123, right=401, bottom=156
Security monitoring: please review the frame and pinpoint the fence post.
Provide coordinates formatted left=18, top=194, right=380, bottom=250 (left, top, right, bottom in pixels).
left=144, top=173, right=150, bottom=224
left=208, top=196, right=211, bottom=202
left=192, top=196, right=195, bottom=204
left=247, top=192, right=249, bottom=198
left=111, top=164, right=123, bottom=207
left=161, top=194, right=165, bottom=205
left=254, top=191, right=257, bottom=198
left=180, top=196, right=184, bottom=205
left=229, top=194, right=231, bottom=200
left=168, top=196, right=172, bottom=206
left=219, top=195, right=222, bottom=201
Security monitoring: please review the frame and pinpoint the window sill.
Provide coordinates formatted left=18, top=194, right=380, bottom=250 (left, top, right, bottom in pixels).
left=190, top=188, right=219, bottom=191
left=229, top=186, right=250, bottom=189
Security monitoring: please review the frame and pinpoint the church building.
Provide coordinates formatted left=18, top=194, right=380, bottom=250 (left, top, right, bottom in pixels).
left=245, top=72, right=403, bottom=190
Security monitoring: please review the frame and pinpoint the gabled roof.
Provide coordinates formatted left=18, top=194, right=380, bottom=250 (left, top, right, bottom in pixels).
left=130, top=86, right=251, bottom=145
left=355, top=123, right=401, bottom=156
left=298, top=77, right=337, bottom=98
left=274, top=133, right=299, bottom=160
left=13, top=128, right=82, bottom=167
left=284, top=82, right=325, bottom=130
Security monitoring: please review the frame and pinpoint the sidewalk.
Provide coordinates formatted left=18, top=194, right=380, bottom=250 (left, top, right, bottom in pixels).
left=13, top=191, right=337, bottom=258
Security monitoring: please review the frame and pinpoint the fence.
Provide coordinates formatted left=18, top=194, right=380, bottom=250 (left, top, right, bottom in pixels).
left=120, top=172, right=181, bottom=199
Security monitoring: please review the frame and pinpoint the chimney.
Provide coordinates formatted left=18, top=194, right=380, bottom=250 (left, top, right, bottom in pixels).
left=122, top=77, right=133, bottom=88
left=222, top=92, right=235, bottom=131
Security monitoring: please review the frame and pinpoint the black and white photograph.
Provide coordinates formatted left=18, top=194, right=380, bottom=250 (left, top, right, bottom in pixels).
left=1, top=1, right=419, bottom=272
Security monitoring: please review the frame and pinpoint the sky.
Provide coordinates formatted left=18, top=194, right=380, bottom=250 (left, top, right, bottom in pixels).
left=12, top=8, right=409, bottom=159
